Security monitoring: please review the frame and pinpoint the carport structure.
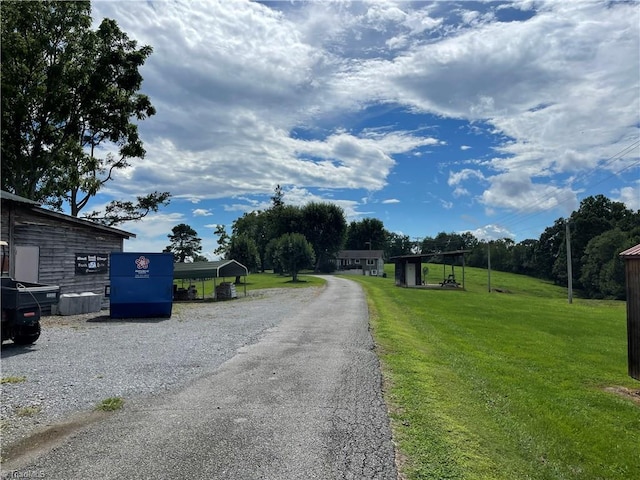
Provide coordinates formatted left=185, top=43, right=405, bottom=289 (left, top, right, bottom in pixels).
left=390, top=250, right=471, bottom=290
left=173, top=260, right=248, bottom=300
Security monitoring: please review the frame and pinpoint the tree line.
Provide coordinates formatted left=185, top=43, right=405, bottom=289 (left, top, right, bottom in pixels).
left=417, top=195, right=639, bottom=300
left=168, top=192, right=638, bottom=298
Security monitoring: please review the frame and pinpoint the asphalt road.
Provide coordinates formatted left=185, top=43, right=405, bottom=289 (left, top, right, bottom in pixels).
left=3, top=276, right=397, bottom=479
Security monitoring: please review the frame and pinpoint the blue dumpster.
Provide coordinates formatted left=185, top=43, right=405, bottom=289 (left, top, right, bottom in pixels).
left=109, top=252, right=173, bottom=318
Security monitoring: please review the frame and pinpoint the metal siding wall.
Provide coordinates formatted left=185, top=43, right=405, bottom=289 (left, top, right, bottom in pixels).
left=625, top=257, right=640, bottom=380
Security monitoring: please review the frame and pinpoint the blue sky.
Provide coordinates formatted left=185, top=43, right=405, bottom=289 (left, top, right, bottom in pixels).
left=85, top=0, right=640, bottom=257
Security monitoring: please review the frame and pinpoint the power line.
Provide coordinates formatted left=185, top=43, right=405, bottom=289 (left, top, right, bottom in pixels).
left=485, top=139, right=640, bottom=232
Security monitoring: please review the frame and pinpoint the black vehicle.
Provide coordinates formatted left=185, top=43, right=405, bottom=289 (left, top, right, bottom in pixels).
left=1, top=241, right=60, bottom=345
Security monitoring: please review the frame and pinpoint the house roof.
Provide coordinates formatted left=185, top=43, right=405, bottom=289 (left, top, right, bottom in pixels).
left=620, top=244, right=640, bottom=258
left=337, top=250, right=384, bottom=259
left=1, top=190, right=135, bottom=239
left=173, top=259, right=248, bottom=279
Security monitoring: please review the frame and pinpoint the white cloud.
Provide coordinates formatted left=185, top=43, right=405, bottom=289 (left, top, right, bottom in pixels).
left=612, top=184, right=640, bottom=211
left=482, top=171, right=577, bottom=214
left=465, top=224, right=516, bottom=242
left=85, top=0, right=638, bottom=242
left=192, top=208, right=213, bottom=217
left=448, top=168, right=486, bottom=186
left=452, top=186, right=469, bottom=198
left=382, top=198, right=400, bottom=204
left=121, top=212, right=185, bottom=253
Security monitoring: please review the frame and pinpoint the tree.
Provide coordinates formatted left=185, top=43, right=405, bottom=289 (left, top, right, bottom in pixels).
left=271, top=184, right=285, bottom=209
left=228, top=235, right=260, bottom=278
left=166, top=224, right=202, bottom=263
left=1, top=1, right=168, bottom=224
left=232, top=211, right=269, bottom=271
left=268, top=204, right=304, bottom=240
left=300, top=202, right=347, bottom=271
left=345, top=218, right=387, bottom=250
left=274, top=233, right=315, bottom=282
left=384, top=232, right=413, bottom=259
left=536, top=218, right=565, bottom=280
left=567, top=195, right=637, bottom=289
left=82, top=192, right=170, bottom=227
left=214, top=224, right=230, bottom=259
left=579, top=228, right=638, bottom=299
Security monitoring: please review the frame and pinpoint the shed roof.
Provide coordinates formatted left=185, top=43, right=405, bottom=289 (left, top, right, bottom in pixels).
left=620, top=243, right=640, bottom=258
left=0, top=190, right=40, bottom=206
left=173, top=259, right=248, bottom=279
left=1, top=190, right=135, bottom=239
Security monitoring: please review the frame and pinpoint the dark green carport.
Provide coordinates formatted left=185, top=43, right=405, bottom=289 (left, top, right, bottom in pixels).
left=173, top=260, right=248, bottom=299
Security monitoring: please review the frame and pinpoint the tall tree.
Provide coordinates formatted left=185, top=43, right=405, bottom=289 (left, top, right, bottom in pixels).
left=579, top=228, right=639, bottom=299
left=345, top=218, right=387, bottom=251
left=384, top=232, right=413, bottom=259
left=566, top=195, right=636, bottom=289
left=228, top=235, right=260, bottom=275
left=166, top=224, right=202, bottom=263
left=270, top=184, right=285, bottom=209
left=301, top=202, right=347, bottom=271
left=536, top=218, right=566, bottom=280
left=214, top=224, right=230, bottom=259
left=268, top=204, right=304, bottom=240
left=232, top=211, right=269, bottom=271
left=1, top=0, right=168, bottom=223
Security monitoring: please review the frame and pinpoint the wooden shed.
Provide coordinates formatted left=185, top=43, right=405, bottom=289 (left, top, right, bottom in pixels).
left=620, top=243, right=640, bottom=380
left=1, top=190, right=134, bottom=309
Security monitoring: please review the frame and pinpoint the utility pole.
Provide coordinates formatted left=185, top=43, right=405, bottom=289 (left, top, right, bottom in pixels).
left=566, top=220, right=573, bottom=304
left=487, top=241, right=492, bottom=293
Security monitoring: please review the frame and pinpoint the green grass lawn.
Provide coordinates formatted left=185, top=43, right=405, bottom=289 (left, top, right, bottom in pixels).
left=349, top=263, right=639, bottom=480
left=173, top=270, right=325, bottom=298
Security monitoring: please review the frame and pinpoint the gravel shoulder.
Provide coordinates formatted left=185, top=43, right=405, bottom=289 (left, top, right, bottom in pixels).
left=1, top=287, right=321, bottom=455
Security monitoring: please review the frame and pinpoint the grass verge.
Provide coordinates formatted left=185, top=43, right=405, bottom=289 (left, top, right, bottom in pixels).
left=95, top=397, right=124, bottom=412
left=350, top=263, right=639, bottom=480
left=1, top=376, right=26, bottom=385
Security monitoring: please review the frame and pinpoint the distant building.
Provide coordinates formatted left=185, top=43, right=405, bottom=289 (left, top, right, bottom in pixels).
left=335, top=250, right=385, bottom=277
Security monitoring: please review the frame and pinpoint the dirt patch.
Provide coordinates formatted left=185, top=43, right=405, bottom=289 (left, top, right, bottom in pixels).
left=604, top=386, right=640, bottom=405
left=1, top=409, right=110, bottom=469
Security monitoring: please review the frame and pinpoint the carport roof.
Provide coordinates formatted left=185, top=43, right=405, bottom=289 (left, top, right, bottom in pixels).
left=173, top=259, right=248, bottom=280
left=389, top=249, right=471, bottom=261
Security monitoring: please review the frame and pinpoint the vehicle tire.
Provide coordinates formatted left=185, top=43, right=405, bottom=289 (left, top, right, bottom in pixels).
left=13, top=324, right=41, bottom=345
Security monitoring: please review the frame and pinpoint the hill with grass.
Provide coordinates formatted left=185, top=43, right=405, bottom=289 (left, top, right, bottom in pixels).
left=349, top=263, right=638, bottom=480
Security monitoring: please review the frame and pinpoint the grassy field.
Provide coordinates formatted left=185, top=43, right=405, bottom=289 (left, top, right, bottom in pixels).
left=173, top=271, right=325, bottom=298
left=348, top=263, right=639, bottom=480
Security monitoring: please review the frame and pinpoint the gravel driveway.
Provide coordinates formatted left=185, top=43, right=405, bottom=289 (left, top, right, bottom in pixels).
left=1, top=276, right=397, bottom=479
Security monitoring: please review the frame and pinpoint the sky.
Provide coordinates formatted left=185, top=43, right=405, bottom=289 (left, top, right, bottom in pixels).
left=85, top=0, right=640, bottom=257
